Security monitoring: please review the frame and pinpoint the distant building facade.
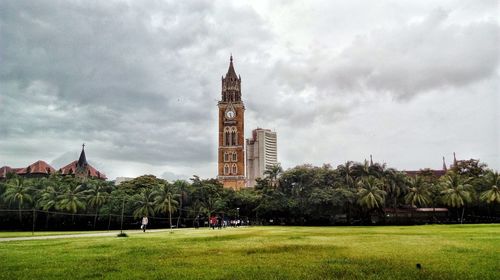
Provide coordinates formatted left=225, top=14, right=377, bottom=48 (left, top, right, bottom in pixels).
left=0, top=145, right=106, bottom=180
left=404, top=156, right=448, bottom=178
left=404, top=153, right=467, bottom=178
left=0, top=160, right=55, bottom=179
left=217, top=56, right=246, bottom=190
left=246, top=128, right=278, bottom=188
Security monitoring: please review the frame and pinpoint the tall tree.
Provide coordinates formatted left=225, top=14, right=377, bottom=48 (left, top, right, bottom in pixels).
left=356, top=176, right=386, bottom=211
left=2, top=177, right=33, bottom=223
left=405, top=176, right=431, bottom=207
left=480, top=171, right=500, bottom=205
left=154, top=182, right=180, bottom=229
left=37, top=185, right=59, bottom=228
left=132, top=188, right=157, bottom=219
left=190, top=176, right=226, bottom=222
left=351, top=160, right=372, bottom=179
left=85, top=181, right=110, bottom=228
left=451, top=159, right=488, bottom=177
left=37, top=186, right=59, bottom=211
left=440, top=172, right=474, bottom=223
left=337, top=161, right=356, bottom=188
left=173, top=180, right=189, bottom=228
left=264, top=164, right=283, bottom=188
left=383, top=169, right=408, bottom=222
left=335, top=162, right=357, bottom=224
left=57, top=184, right=87, bottom=217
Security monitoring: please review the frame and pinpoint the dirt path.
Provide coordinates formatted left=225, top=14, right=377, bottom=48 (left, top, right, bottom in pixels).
left=0, top=229, right=173, bottom=242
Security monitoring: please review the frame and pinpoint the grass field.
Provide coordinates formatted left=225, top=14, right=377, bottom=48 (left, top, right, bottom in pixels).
left=0, top=225, right=499, bottom=279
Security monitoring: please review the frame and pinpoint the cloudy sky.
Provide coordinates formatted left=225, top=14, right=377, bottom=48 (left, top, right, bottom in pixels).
left=1, top=0, right=499, bottom=181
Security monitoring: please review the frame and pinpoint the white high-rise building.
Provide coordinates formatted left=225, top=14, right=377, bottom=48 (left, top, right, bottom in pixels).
left=246, top=128, right=278, bottom=188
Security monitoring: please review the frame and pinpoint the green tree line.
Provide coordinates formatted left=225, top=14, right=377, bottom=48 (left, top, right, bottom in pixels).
left=0, top=159, right=499, bottom=230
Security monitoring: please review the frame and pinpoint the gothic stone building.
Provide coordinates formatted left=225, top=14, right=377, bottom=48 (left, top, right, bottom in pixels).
left=217, top=56, right=246, bottom=190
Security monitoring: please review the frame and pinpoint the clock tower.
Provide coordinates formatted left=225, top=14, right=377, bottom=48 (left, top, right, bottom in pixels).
left=217, top=56, right=246, bottom=189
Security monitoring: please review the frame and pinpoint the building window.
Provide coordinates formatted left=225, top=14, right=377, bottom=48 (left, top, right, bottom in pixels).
left=232, top=152, right=237, bottom=162
left=224, top=126, right=238, bottom=146
left=232, top=163, right=237, bottom=174
left=231, top=127, right=237, bottom=145
left=224, top=127, right=231, bottom=146
left=224, top=152, right=229, bottom=162
left=224, top=164, right=230, bottom=175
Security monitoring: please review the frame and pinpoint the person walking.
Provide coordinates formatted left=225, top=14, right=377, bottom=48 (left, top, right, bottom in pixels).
left=194, top=215, right=199, bottom=229
left=210, top=216, right=217, bottom=230
left=217, top=216, right=222, bottom=230
left=141, top=216, right=149, bottom=232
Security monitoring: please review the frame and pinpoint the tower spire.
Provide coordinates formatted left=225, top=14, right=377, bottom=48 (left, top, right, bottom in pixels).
left=226, top=55, right=237, bottom=78
left=78, top=144, right=88, bottom=168
left=442, top=156, right=447, bottom=171
left=370, top=154, right=373, bottom=166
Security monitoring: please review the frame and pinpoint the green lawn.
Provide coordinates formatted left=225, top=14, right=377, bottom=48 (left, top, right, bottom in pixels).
left=0, top=225, right=498, bottom=279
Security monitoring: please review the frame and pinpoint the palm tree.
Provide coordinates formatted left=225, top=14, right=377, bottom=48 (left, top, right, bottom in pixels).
left=57, top=184, right=87, bottom=223
left=480, top=171, right=500, bottom=204
left=383, top=169, right=408, bottom=222
left=173, top=180, right=189, bottom=228
left=333, top=186, right=356, bottom=224
left=2, top=178, right=33, bottom=223
left=37, top=185, right=59, bottom=228
left=85, top=181, right=109, bottom=228
left=405, top=176, right=431, bottom=207
left=371, top=162, right=387, bottom=179
left=153, top=183, right=180, bottom=229
left=335, top=162, right=357, bottom=223
left=337, top=161, right=355, bottom=188
left=356, top=176, right=386, bottom=211
left=264, top=164, right=283, bottom=188
left=38, top=186, right=59, bottom=211
left=440, top=172, right=473, bottom=223
left=352, top=160, right=371, bottom=179
left=132, top=188, right=156, bottom=219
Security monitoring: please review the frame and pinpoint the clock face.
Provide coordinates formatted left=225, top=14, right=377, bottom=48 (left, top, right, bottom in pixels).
left=226, top=110, right=235, bottom=119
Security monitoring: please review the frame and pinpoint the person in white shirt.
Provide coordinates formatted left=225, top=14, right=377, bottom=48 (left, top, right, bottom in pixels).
left=141, top=216, right=148, bottom=232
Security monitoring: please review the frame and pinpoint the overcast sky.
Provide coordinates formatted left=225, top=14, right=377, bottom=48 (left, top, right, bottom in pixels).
left=1, top=0, right=499, bottom=181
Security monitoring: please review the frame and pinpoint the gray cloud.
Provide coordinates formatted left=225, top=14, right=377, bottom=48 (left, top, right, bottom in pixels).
left=270, top=8, right=499, bottom=100
left=0, top=1, right=498, bottom=179
left=0, top=0, right=272, bottom=173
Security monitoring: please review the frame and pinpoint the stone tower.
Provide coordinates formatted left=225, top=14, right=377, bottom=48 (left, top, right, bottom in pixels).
left=217, top=56, right=246, bottom=189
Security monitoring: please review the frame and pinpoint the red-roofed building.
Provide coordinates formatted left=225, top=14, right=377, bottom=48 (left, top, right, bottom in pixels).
left=0, top=145, right=106, bottom=180
left=18, top=160, right=56, bottom=178
left=59, top=145, right=107, bottom=180
left=0, top=166, right=13, bottom=178
left=1, top=161, right=55, bottom=179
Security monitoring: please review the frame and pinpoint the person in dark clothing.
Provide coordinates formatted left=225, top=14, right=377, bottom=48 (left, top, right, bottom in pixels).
left=217, top=216, right=222, bottom=229
left=194, top=216, right=199, bottom=229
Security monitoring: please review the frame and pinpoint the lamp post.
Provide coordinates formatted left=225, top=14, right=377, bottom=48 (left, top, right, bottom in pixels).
left=236, top=207, right=240, bottom=227
left=120, top=196, right=125, bottom=235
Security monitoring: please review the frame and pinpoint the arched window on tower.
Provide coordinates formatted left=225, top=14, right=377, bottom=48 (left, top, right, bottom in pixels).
left=231, top=127, right=237, bottom=145
left=224, top=127, right=231, bottom=146
left=232, top=151, right=237, bottom=162
left=224, top=152, right=229, bottom=162
left=224, top=164, right=230, bottom=175
left=232, top=163, right=237, bottom=175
